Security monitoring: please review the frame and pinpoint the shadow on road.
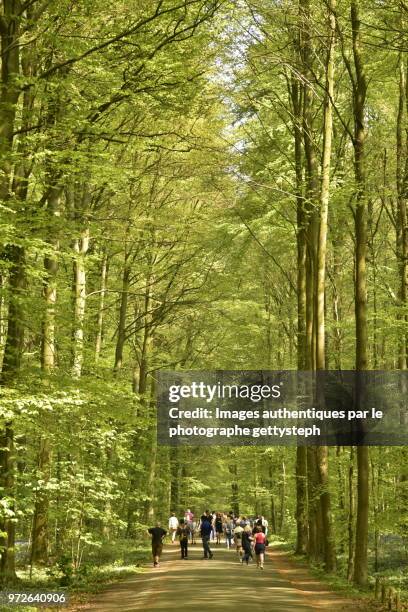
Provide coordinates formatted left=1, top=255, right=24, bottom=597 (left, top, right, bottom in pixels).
left=73, top=543, right=363, bottom=611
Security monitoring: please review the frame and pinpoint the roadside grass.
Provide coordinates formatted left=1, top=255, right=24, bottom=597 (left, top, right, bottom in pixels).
left=0, top=540, right=151, bottom=612
left=271, top=539, right=407, bottom=611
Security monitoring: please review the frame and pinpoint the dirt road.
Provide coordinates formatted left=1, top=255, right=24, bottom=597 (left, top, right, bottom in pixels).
left=72, top=543, right=369, bottom=611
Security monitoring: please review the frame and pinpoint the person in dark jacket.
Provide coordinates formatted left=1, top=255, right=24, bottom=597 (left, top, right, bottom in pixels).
left=200, top=516, right=214, bottom=559
left=176, top=518, right=190, bottom=559
left=241, top=525, right=253, bottom=565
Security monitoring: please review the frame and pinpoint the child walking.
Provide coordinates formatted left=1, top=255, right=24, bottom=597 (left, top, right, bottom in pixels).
left=176, top=518, right=190, bottom=559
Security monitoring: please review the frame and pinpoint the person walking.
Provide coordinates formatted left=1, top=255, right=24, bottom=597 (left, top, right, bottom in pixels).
left=254, top=525, right=267, bottom=569
left=224, top=516, right=234, bottom=549
left=190, top=519, right=197, bottom=544
left=255, top=515, right=267, bottom=534
left=215, top=512, right=223, bottom=544
left=148, top=521, right=167, bottom=567
left=185, top=508, right=194, bottom=523
left=176, top=519, right=190, bottom=559
left=210, top=511, right=216, bottom=541
left=200, top=509, right=211, bottom=524
left=233, top=521, right=244, bottom=562
left=242, top=525, right=254, bottom=565
left=185, top=508, right=194, bottom=542
left=168, top=512, right=179, bottom=544
left=200, top=515, right=214, bottom=559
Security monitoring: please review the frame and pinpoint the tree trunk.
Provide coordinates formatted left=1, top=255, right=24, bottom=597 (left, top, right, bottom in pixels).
left=299, top=0, right=323, bottom=561
left=0, top=423, right=16, bottom=581
left=295, top=446, right=308, bottom=554
left=306, top=446, right=318, bottom=560
left=95, top=251, right=108, bottom=363
left=42, top=254, right=58, bottom=371
left=279, top=459, right=286, bottom=533
left=347, top=447, right=355, bottom=581
left=0, top=275, right=5, bottom=350
left=396, top=55, right=408, bottom=370
left=34, top=169, right=61, bottom=563
left=268, top=459, right=277, bottom=534
left=300, top=0, right=319, bottom=372
left=315, top=446, right=336, bottom=571
left=30, top=438, right=51, bottom=564
left=72, top=228, right=89, bottom=378
left=41, top=180, right=60, bottom=372
left=0, top=0, right=21, bottom=201
left=291, top=24, right=309, bottom=555
left=144, top=384, right=158, bottom=523
left=349, top=0, right=369, bottom=587
left=315, top=0, right=335, bottom=370
left=170, top=446, right=181, bottom=514
left=229, top=461, right=239, bottom=516
left=0, top=249, right=24, bottom=583
left=114, top=255, right=130, bottom=373
left=314, top=0, right=337, bottom=573
left=1, top=247, right=25, bottom=380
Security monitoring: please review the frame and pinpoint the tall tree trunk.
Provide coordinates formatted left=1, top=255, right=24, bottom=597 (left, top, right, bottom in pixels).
left=347, top=446, right=355, bottom=581
left=138, top=325, right=152, bottom=397
left=114, top=253, right=131, bottom=373
left=279, top=459, right=286, bottom=533
left=170, top=446, right=181, bottom=514
left=314, top=0, right=337, bottom=573
left=41, top=181, right=60, bottom=372
left=95, top=251, right=108, bottom=363
left=295, top=445, right=307, bottom=554
left=300, top=0, right=323, bottom=563
left=396, top=55, right=408, bottom=370
left=301, top=0, right=319, bottom=371
left=30, top=438, right=51, bottom=564
left=135, top=271, right=153, bottom=397
left=349, top=0, right=369, bottom=587
left=268, top=458, right=277, bottom=534
left=34, top=95, right=63, bottom=563
left=315, top=0, right=335, bottom=370
left=306, top=446, right=318, bottom=560
left=42, top=254, right=58, bottom=371
left=0, top=6, right=28, bottom=579
left=291, top=25, right=308, bottom=555
left=72, top=228, right=89, bottom=378
left=1, top=247, right=25, bottom=380
left=144, top=381, right=157, bottom=523
left=0, top=275, right=6, bottom=350
left=0, top=423, right=16, bottom=581
left=0, top=0, right=21, bottom=202
left=0, top=243, right=25, bottom=585
left=229, top=461, right=239, bottom=516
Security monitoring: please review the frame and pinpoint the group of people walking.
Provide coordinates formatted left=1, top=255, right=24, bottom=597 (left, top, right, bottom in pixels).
left=148, top=509, right=269, bottom=569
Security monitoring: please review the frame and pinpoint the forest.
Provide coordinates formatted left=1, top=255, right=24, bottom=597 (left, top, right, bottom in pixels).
left=0, top=0, right=408, bottom=608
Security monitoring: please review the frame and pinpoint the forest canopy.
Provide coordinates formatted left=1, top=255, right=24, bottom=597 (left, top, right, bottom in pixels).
left=0, top=0, right=407, bottom=604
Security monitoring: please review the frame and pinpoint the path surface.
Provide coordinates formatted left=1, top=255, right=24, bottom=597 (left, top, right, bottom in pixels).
left=72, top=543, right=369, bottom=611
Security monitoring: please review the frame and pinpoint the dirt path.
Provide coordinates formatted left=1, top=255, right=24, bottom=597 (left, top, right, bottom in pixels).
left=71, top=543, right=370, bottom=611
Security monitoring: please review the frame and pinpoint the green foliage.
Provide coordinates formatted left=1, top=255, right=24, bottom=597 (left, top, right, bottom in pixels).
left=0, top=0, right=407, bottom=605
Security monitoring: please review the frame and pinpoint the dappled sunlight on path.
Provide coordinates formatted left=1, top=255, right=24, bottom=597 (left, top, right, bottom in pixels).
left=71, top=543, right=367, bottom=611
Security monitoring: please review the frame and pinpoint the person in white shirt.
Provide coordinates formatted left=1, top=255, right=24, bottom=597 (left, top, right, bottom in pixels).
left=262, top=516, right=269, bottom=536
left=168, top=512, right=179, bottom=543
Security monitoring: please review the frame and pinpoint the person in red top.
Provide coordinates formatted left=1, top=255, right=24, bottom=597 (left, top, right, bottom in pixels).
left=254, top=525, right=266, bottom=569
left=185, top=508, right=194, bottom=522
